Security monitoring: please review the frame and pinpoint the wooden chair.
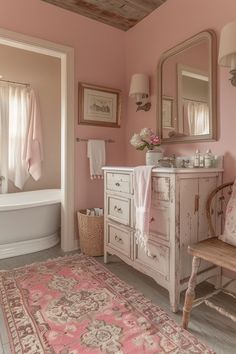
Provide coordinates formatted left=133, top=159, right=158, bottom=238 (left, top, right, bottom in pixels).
left=182, top=181, right=236, bottom=329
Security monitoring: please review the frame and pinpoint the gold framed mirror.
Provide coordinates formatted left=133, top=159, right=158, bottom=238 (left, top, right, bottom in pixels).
left=157, top=30, right=217, bottom=144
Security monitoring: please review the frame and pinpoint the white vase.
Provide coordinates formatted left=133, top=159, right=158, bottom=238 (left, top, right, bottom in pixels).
left=145, top=147, right=163, bottom=166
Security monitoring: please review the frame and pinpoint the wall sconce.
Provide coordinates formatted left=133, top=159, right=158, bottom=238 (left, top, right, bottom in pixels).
left=219, top=21, right=236, bottom=86
left=129, top=73, right=151, bottom=111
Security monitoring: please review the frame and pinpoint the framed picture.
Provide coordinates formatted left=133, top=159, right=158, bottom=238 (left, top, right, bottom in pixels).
left=78, top=82, right=121, bottom=127
left=162, top=96, right=174, bottom=128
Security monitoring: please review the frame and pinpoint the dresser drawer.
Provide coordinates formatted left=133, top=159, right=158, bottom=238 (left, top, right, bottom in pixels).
left=135, top=242, right=169, bottom=279
left=107, top=195, right=131, bottom=226
left=106, top=172, right=132, bottom=194
left=152, top=176, right=170, bottom=202
left=107, top=223, right=132, bottom=258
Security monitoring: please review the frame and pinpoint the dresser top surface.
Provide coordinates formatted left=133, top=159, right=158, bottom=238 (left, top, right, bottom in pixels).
left=102, top=166, right=224, bottom=174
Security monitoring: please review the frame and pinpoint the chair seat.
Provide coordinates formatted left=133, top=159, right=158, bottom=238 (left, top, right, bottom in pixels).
left=188, top=237, right=236, bottom=272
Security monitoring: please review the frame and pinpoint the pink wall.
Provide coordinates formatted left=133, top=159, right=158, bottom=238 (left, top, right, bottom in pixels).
left=0, top=0, right=126, bottom=210
left=125, top=0, right=236, bottom=182
left=1, top=0, right=236, bottom=208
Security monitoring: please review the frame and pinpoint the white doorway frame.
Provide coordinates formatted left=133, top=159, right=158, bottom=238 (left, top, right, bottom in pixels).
left=0, top=28, right=76, bottom=251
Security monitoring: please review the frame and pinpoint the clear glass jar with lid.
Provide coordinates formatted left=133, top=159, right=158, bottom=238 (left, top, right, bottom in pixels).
left=204, top=149, right=213, bottom=168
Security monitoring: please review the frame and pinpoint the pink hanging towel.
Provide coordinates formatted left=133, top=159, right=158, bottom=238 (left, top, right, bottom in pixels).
left=24, top=89, right=43, bottom=180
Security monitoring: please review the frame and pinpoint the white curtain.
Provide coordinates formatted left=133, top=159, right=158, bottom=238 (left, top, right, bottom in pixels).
left=0, top=84, right=37, bottom=192
left=0, top=86, right=9, bottom=193
left=185, top=101, right=209, bottom=136
left=8, top=86, right=30, bottom=189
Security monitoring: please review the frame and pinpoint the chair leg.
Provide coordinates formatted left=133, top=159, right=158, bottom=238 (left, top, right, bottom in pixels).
left=182, top=256, right=201, bottom=330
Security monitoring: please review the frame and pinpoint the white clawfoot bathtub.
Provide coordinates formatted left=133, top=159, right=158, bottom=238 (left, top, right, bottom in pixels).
left=0, top=189, right=61, bottom=259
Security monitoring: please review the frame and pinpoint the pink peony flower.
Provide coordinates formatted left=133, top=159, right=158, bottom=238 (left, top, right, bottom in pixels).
left=150, top=134, right=161, bottom=146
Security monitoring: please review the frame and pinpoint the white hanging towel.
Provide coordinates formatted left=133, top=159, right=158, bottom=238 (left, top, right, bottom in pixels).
left=133, top=165, right=153, bottom=255
left=23, top=88, right=43, bottom=181
left=87, top=140, right=106, bottom=179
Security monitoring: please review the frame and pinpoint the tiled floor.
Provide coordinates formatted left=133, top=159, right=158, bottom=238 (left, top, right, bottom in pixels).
left=0, top=245, right=235, bottom=354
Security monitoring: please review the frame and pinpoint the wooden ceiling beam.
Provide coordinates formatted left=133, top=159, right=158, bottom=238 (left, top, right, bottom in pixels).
left=41, top=0, right=167, bottom=31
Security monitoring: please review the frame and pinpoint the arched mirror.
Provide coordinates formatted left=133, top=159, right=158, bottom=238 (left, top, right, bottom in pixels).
left=157, top=30, right=217, bottom=143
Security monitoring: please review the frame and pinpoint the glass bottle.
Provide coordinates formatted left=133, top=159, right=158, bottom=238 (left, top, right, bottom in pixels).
left=194, top=149, right=200, bottom=168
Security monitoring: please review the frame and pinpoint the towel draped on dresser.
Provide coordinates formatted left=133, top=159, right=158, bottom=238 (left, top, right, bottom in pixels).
left=133, top=165, right=153, bottom=255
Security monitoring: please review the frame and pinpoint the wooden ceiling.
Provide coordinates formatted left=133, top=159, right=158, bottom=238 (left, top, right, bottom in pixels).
left=42, top=0, right=167, bottom=31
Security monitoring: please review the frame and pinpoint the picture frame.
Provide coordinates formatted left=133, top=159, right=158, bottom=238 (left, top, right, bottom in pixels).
left=78, top=82, right=121, bottom=127
left=162, top=96, right=174, bottom=128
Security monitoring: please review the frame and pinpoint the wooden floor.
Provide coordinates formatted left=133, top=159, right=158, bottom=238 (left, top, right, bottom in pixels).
left=0, top=245, right=235, bottom=354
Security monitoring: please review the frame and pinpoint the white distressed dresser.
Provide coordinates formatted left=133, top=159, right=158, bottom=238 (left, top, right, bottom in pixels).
left=103, top=166, right=223, bottom=312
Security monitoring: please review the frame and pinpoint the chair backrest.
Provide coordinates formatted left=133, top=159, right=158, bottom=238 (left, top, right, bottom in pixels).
left=206, top=181, right=234, bottom=237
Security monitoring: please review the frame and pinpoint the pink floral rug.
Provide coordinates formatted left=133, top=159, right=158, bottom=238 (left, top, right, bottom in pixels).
left=0, top=254, right=214, bottom=353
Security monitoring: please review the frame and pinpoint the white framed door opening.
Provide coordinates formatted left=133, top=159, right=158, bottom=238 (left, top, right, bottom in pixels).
left=0, top=27, right=76, bottom=252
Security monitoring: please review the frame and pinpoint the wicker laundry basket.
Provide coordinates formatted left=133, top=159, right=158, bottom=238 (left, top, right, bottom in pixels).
left=77, top=209, right=104, bottom=256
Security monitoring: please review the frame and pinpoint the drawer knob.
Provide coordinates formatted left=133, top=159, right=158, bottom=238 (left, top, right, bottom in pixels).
left=114, top=206, right=123, bottom=214
left=115, top=234, right=122, bottom=242
left=150, top=217, right=155, bottom=223
left=150, top=254, right=157, bottom=259
left=115, top=182, right=121, bottom=187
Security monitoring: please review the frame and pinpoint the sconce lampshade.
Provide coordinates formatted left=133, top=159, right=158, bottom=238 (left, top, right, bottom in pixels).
left=218, top=21, right=236, bottom=86
left=129, top=73, right=149, bottom=104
